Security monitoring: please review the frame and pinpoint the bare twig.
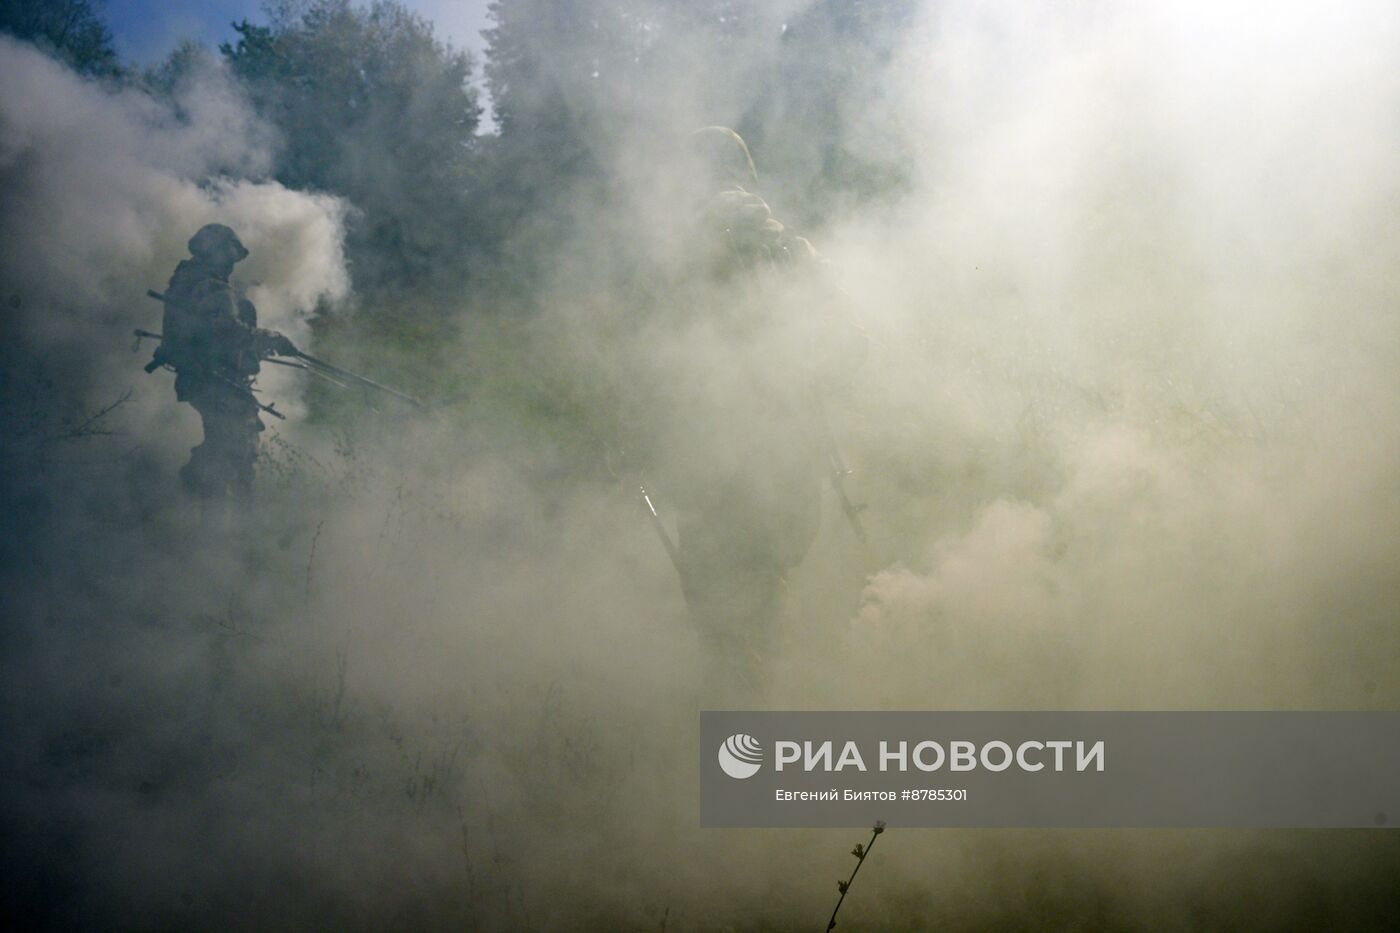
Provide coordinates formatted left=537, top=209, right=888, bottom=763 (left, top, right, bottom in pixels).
left=825, top=820, right=885, bottom=931
left=42, top=388, right=134, bottom=443
left=304, top=520, right=324, bottom=608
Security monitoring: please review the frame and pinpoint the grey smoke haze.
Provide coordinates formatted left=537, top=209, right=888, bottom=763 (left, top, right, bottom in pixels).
left=3, top=1, right=1400, bottom=930
left=0, top=33, right=347, bottom=434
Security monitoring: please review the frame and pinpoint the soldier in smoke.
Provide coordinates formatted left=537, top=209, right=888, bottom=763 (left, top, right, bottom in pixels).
left=643, top=127, right=867, bottom=697
left=151, top=224, right=296, bottom=516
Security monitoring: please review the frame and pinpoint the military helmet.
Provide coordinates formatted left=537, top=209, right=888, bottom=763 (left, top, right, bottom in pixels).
left=188, top=223, right=249, bottom=262
left=690, top=126, right=759, bottom=189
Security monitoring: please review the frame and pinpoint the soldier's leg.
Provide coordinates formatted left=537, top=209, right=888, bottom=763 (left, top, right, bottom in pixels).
left=228, top=406, right=262, bottom=505
left=690, top=566, right=786, bottom=700
left=679, top=489, right=820, bottom=702
left=678, top=512, right=788, bottom=701
left=201, top=402, right=261, bottom=506
left=181, top=391, right=223, bottom=499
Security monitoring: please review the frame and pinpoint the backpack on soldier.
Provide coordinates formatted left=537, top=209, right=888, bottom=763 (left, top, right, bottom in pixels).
left=157, top=259, right=205, bottom=372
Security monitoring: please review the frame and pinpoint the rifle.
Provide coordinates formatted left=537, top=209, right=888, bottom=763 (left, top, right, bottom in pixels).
left=143, top=289, right=425, bottom=410
left=132, top=327, right=286, bottom=420
left=639, top=484, right=683, bottom=574
left=819, top=407, right=867, bottom=542
left=600, top=439, right=689, bottom=598
left=283, top=349, right=425, bottom=410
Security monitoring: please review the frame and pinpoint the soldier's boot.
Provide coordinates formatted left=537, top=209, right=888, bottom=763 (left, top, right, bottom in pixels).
left=181, top=435, right=238, bottom=533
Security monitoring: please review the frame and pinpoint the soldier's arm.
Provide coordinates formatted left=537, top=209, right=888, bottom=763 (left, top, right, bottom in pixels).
left=190, top=280, right=245, bottom=339
left=187, top=283, right=294, bottom=370
left=235, top=295, right=297, bottom=357
left=252, top=327, right=297, bottom=357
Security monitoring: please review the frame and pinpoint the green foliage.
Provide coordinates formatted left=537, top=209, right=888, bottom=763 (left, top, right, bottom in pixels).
left=476, top=1, right=783, bottom=293
left=0, top=0, right=120, bottom=76
left=741, top=0, right=917, bottom=228
left=137, top=40, right=227, bottom=111
left=475, top=0, right=640, bottom=291
left=477, top=0, right=914, bottom=275
left=223, top=0, right=483, bottom=300
left=484, top=0, right=661, bottom=143
left=5, top=0, right=916, bottom=349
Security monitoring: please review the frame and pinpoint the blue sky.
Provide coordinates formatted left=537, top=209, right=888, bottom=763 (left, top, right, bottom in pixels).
left=105, top=1, right=491, bottom=65
left=107, top=0, right=265, bottom=61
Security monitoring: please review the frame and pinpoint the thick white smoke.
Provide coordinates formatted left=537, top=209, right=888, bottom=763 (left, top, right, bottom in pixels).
left=4, top=1, right=1400, bottom=929
left=0, top=34, right=348, bottom=421
left=816, top=0, right=1400, bottom=720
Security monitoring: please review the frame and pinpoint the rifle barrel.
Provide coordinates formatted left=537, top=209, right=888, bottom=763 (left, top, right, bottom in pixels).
left=144, top=285, right=425, bottom=410
left=640, top=485, right=683, bottom=571
left=290, top=350, right=425, bottom=409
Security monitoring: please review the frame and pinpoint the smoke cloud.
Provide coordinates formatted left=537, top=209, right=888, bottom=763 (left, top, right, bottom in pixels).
left=0, top=35, right=347, bottom=407
left=3, top=1, right=1400, bottom=930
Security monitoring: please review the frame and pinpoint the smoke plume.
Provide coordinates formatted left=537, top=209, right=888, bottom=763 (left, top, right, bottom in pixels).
left=3, top=1, right=1399, bottom=930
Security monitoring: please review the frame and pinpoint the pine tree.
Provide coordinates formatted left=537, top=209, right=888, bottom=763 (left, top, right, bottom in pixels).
left=0, top=0, right=121, bottom=76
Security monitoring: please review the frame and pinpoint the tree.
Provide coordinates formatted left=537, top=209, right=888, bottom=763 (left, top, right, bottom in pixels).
left=475, top=0, right=623, bottom=291
left=223, top=0, right=483, bottom=299
left=477, top=0, right=912, bottom=293
left=0, top=0, right=120, bottom=76
left=739, top=0, right=916, bottom=228
left=477, top=0, right=784, bottom=293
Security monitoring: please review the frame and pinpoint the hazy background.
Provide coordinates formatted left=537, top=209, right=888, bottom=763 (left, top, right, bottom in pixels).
left=2, top=0, right=1399, bottom=929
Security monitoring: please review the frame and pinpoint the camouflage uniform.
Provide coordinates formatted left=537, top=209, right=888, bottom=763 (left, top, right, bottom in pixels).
left=663, top=128, right=866, bottom=696
left=157, top=224, right=293, bottom=504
